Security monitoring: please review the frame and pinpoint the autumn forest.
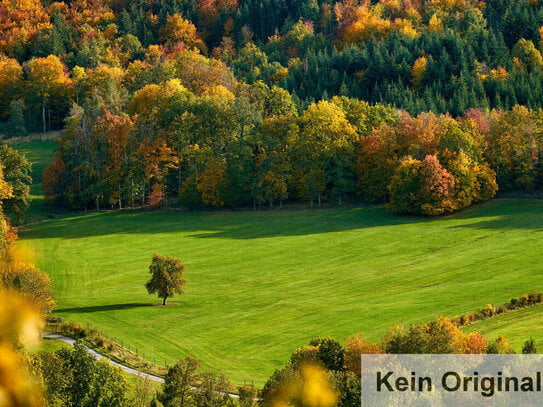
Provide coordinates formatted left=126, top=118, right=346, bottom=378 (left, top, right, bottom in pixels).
left=0, top=0, right=543, bottom=215
left=3, top=0, right=543, bottom=405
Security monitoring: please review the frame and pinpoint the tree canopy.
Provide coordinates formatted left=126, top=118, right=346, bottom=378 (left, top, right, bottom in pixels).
left=4, top=0, right=543, bottom=215
left=145, top=253, right=186, bottom=305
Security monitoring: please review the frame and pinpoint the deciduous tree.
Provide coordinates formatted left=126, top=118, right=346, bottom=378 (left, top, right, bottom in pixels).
left=0, top=144, right=31, bottom=223
left=145, top=254, right=186, bottom=305
left=160, top=356, right=200, bottom=407
left=0, top=57, right=23, bottom=121
left=25, top=55, right=73, bottom=133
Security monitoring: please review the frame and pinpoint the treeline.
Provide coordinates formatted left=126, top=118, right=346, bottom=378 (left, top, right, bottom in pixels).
left=39, top=52, right=543, bottom=215
left=4, top=46, right=541, bottom=215
left=3, top=1, right=543, bottom=214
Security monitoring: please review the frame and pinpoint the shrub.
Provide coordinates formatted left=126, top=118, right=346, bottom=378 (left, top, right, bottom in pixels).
left=522, top=338, right=538, bottom=354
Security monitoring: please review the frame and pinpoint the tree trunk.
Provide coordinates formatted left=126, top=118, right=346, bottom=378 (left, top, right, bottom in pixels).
left=178, top=166, right=182, bottom=192
left=42, top=103, right=46, bottom=134
left=131, top=178, right=135, bottom=209
left=141, top=180, right=145, bottom=206
left=162, top=297, right=167, bottom=306
left=48, top=103, right=51, bottom=132
left=338, top=194, right=342, bottom=207
left=318, top=191, right=321, bottom=207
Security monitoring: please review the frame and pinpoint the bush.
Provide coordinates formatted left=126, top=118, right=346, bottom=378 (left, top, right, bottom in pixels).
left=487, top=336, right=515, bottom=354
left=522, top=338, right=538, bottom=354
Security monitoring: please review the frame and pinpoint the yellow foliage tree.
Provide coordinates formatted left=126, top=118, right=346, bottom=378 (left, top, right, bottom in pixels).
left=0, top=56, right=23, bottom=120
left=26, top=55, right=73, bottom=133
left=0, top=167, right=13, bottom=203
left=160, top=13, right=207, bottom=53
left=428, top=0, right=467, bottom=11
left=512, top=38, right=543, bottom=72
left=392, top=18, right=419, bottom=38
left=197, top=156, right=227, bottom=207
left=341, top=4, right=391, bottom=44
left=428, top=13, right=444, bottom=32
left=202, top=85, right=236, bottom=101
left=344, top=334, right=384, bottom=374
left=489, top=66, right=508, bottom=80
left=411, top=55, right=428, bottom=88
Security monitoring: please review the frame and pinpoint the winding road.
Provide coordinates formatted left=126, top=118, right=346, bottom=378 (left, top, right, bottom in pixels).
left=43, top=333, right=165, bottom=383
left=43, top=333, right=241, bottom=399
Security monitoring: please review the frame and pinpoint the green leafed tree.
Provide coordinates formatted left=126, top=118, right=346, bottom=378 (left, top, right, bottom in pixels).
left=6, top=99, right=27, bottom=138
left=522, top=338, right=537, bottom=354
left=0, top=144, right=32, bottom=224
left=159, top=356, right=200, bottom=407
left=145, top=254, right=186, bottom=305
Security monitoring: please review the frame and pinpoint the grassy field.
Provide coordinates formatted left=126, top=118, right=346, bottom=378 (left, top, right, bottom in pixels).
left=35, top=338, right=71, bottom=354
left=8, top=138, right=64, bottom=222
left=11, top=138, right=543, bottom=384
left=465, top=305, right=543, bottom=352
left=16, top=199, right=543, bottom=384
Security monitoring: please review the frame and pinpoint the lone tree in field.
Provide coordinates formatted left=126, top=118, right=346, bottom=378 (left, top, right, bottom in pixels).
left=145, top=254, right=186, bottom=305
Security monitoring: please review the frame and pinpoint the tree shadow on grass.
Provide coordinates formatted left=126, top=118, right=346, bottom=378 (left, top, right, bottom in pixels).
left=22, top=199, right=543, bottom=241
left=445, top=199, right=543, bottom=231
left=20, top=205, right=428, bottom=240
left=54, top=303, right=153, bottom=314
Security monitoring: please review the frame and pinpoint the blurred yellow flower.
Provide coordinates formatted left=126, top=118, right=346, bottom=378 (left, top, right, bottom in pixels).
left=271, top=363, right=339, bottom=407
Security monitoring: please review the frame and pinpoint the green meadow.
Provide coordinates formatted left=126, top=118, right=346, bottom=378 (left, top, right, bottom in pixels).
left=466, top=305, right=543, bottom=352
left=7, top=138, right=63, bottom=222
left=12, top=139, right=543, bottom=384
left=17, top=199, right=543, bottom=384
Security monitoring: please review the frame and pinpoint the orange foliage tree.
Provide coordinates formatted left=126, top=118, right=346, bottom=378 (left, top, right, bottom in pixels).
left=160, top=13, right=207, bottom=53
left=0, top=0, right=50, bottom=55
left=382, top=317, right=488, bottom=354
left=136, top=139, right=179, bottom=207
left=387, top=154, right=455, bottom=215
left=93, top=110, right=135, bottom=208
left=344, top=334, right=384, bottom=375
left=42, top=154, right=65, bottom=205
